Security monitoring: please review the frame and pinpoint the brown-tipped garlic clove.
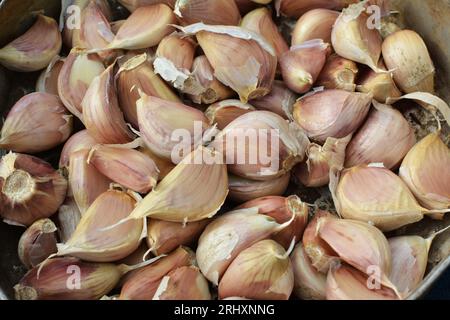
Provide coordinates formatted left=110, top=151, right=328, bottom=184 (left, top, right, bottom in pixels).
left=356, top=63, right=402, bottom=103
left=59, top=130, right=98, bottom=169
left=153, top=266, right=212, bottom=300
left=275, top=0, right=358, bottom=18
left=345, top=102, right=416, bottom=170
left=139, top=147, right=175, bottom=181
left=18, top=219, right=58, bottom=269
left=382, top=30, right=435, bottom=94
left=380, top=21, right=402, bottom=39
left=118, top=0, right=176, bottom=12
left=280, top=40, right=330, bottom=94
left=82, top=64, right=135, bottom=144
left=293, top=89, right=372, bottom=143
left=228, top=173, right=290, bottom=203
left=0, top=93, right=72, bottom=153
left=58, top=49, right=106, bottom=120
left=238, top=195, right=309, bottom=250
left=88, top=145, right=159, bottom=194
left=291, top=243, right=327, bottom=300
left=219, top=239, right=294, bottom=300
left=0, top=15, right=61, bottom=72
left=56, top=196, right=82, bottom=243
left=36, top=56, right=64, bottom=95
left=291, top=9, right=339, bottom=46
left=250, top=80, right=296, bottom=119
left=0, top=153, right=67, bottom=226
left=15, top=257, right=123, bottom=300
left=181, top=23, right=277, bottom=103
left=205, top=100, right=255, bottom=130
left=147, top=219, right=209, bottom=256
left=316, top=54, right=358, bottom=92
left=175, top=0, right=241, bottom=26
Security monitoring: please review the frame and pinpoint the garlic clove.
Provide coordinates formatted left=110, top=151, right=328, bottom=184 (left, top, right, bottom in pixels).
left=174, top=0, right=241, bottom=26
left=82, top=64, right=135, bottom=144
left=291, top=9, right=339, bottom=46
left=380, top=21, right=402, bottom=39
left=219, top=239, right=294, bottom=300
left=0, top=92, right=72, bottom=153
left=228, top=173, right=290, bottom=203
left=280, top=40, right=330, bottom=94
left=36, top=56, right=64, bottom=95
left=275, top=0, right=358, bottom=18
left=291, top=243, right=327, bottom=300
left=316, top=54, right=358, bottom=92
left=345, top=101, right=416, bottom=170
left=234, top=0, right=259, bottom=15
left=18, top=219, right=58, bottom=269
left=293, top=89, right=372, bottom=143
left=59, top=130, right=98, bottom=169
left=139, top=147, right=175, bottom=181
left=356, top=63, right=402, bottom=103
left=58, top=49, right=106, bottom=121
left=118, top=0, right=176, bottom=12
left=0, top=152, right=67, bottom=226
left=0, top=15, right=61, bottom=72
left=88, top=144, right=159, bottom=194
left=205, top=99, right=255, bottom=130
left=153, top=266, right=211, bottom=300
left=56, top=196, right=82, bottom=243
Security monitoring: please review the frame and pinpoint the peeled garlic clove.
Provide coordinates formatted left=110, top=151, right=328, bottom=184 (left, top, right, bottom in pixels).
left=175, top=0, right=241, bottom=26
left=88, top=145, right=159, bottom=194
left=196, top=207, right=293, bottom=285
left=399, top=133, right=450, bottom=211
left=205, top=99, right=255, bottom=130
left=238, top=195, right=309, bottom=250
left=82, top=64, right=134, bottom=144
left=219, top=239, right=294, bottom=300
left=326, top=263, right=398, bottom=300
left=14, top=257, right=123, bottom=300
left=293, top=89, right=372, bottom=143
left=0, top=152, right=67, bottom=226
left=316, top=54, right=358, bottom=92
left=59, top=130, right=98, bottom=169
left=291, top=243, right=327, bottom=300
left=127, top=146, right=228, bottom=222
left=280, top=40, right=330, bottom=94
left=139, top=147, right=175, bottom=181
left=0, top=93, right=72, bottom=153
left=36, top=56, right=64, bottom=95
left=356, top=64, right=402, bottom=103
left=153, top=266, right=211, bottom=300
left=332, top=2, right=383, bottom=72
left=180, top=23, right=277, bottom=102
left=302, top=210, right=338, bottom=273
left=58, top=49, right=106, bottom=120
left=275, top=0, right=358, bottom=18
left=345, top=102, right=416, bottom=170
left=228, top=173, right=290, bottom=203
left=118, top=0, right=176, bottom=12
left=18, top=219, right=58, bottom=269
left=291, top=9, right=339, bottom=46
left=56, top=197, right=82, bottom=243
left=147, top=219, right=209, bottom=256
left=382, top=30, right=435, bottom=94
left=250, top=80, right=296, bottom=120
left=69, top=150, right=112, bottom=215
left=0, top=15, right=61, bottom=72
left=137, top=93, right=210, bottom=161
left=108, top=4, right=176, bottom=50
left=241, top=7, right=289, bottom=61
left=117, top=53, right=181, bottom=128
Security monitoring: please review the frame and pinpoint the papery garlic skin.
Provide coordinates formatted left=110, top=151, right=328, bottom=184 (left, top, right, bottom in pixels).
left=139, top=147, right=175, bottom=181
left=36, top=57, right=64, bottom=95
left=175, top=0, right=241, bottom=26
left=275, top=0, right=358, bottom=18
left=316, top=54, right=358, bottom=92
left=0, top=15, right=61, bottom=72
left=250, top=80, right=296, bottom=119
left=0, top=93, right=72, bottom=153
left=356, top=66, right=402, bottom=104
left=118, top=0, right=176, bottom=12
left=59, top=130, right=98, bottom=169
left=291, top=9, right=339, bottom=46
left=205, top=100, right=255, bottom=130
left=228, top=173, right=290, bottom=203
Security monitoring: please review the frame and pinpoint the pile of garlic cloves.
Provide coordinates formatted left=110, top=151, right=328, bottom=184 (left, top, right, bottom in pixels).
left=0, top=0, right=449, bottom=301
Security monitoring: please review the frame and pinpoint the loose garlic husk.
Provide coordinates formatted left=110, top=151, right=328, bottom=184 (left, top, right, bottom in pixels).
left=293, top=89, right=372, bottom=143
left=275, top=0, right=358, bottom=18
left=0, top=152, right=67, bottom=226
left=205, top=100, right=255, bottom=130
left=291, top=243, right=327, bottom=300
left=59, top=130, right=98, bottom=169
left=180, top=23, right=277, bottom=103
left=238, top=195, right=309, bottom=250
left=280, top=40, right=330, bottom=94
left=291, top=9, right=339, bottom=46
left=58, top=49, right=106, bottom=120
left=250, top=80, right=296, bottom=119
left=196, top=207, right=294, bottom=285
left=0, top=15, right=61, bottom=72
left=382, top=30, right=435, bottom=94
left=228, top=173, right=290, bottom=203
left=18, top=219, right=58, bottom=269
left=137, top=93, right=210, bottom=161
left=219, top=239, right=294, bottom=300
left=56, top=196, right=82, bottom=243
left=82, top=64, right=134, bottom=144
left=0, top=93, right=72, bottom=153
left=316, top=54, right=358, bottom=92
left=117, top=0, right=176, bottom=12
left=356, top=63, right=402, bottom=103
left=88, top=144, right=159, bottom=194
left=174, top=0, right=241, bottom=26
left=345, top=101, right=416, bottom=170
left=36, top=56, right=64, bottom=95
left=147, top=219, right=209, bottom=256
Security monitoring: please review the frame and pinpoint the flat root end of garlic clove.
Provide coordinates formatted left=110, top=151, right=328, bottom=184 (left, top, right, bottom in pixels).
left=2, top=169, right=36, bottom=203
left=14, top=285, right=38, bottom=300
